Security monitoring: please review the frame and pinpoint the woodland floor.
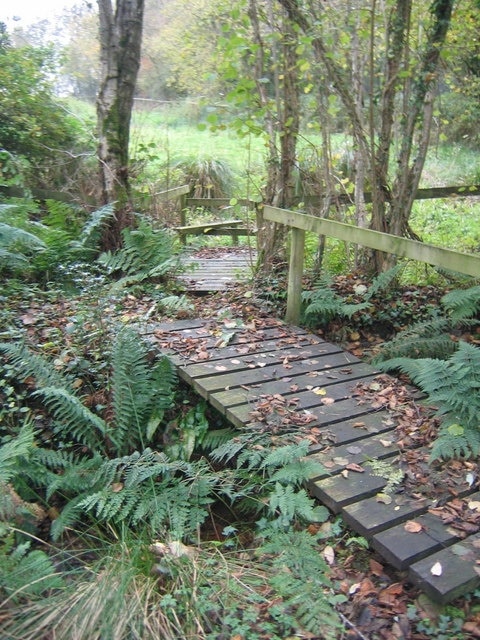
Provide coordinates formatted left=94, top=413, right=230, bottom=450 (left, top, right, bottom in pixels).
left=5, top=253, right=480, bottom=640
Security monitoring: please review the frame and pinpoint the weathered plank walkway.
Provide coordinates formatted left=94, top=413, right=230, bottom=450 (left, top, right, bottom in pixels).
left=178, top=248, right=256, bottom=292
left=144, top=316, right=480, bottom=604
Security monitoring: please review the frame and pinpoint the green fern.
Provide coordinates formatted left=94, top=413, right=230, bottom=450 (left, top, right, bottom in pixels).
left=74, top=451, right=217, bottom=539
left=72, top=203, right=115, bottom=252
left=0, top=221, right=46, bottom=273
left=98, top=219, right=179, bottom=290
left=378, top=342, right=480, bottom=459
left=442, top=284, right=480, bottom=321
left=111, top=328, right=176, bottom=454
left=212, top=436, right=328, bottom=529
left=303, top=264, right=405, bottom=327
left=259, top=530, right=343, bottom=639
left=373, top=284, right=480, bottom=362
left=0, top=422, right=35, bottom=485
left=0, top=539, right=63, bottom=601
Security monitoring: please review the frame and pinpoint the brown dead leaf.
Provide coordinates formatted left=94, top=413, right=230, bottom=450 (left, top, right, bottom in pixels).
left=404, top=520, right=423, bottom=533
left=346, top=463, right=365, bottom=473
left=369, top=558, right=384, bottom=576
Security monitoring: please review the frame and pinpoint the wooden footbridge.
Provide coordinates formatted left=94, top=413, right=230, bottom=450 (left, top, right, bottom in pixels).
left=144, top=314, right=480, bottom=605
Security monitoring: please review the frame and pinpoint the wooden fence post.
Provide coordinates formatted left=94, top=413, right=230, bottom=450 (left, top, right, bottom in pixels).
left=286, top=227, right=305, bottom=325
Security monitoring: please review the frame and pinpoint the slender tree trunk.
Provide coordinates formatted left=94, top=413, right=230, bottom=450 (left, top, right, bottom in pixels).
left=248, top=0, right=300, bottom=271
left=279, top=0, right=454, bottom=273
left=97, top=0, right=145, bottom=250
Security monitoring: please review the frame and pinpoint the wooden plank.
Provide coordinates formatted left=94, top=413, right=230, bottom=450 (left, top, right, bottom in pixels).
left=343, top=494, right=431, bottom=538
left=296, top=185, right=480, bottom=207
left=308, top=453, right=400, bottom=513
left=186, top=197, right=257, bottom=208
left=264, top=206, right=480, bottom=278
left=307, top=431, right=399, bottom=480
left=373, top=512, right=464, bottom=571
left=209, top=361, right=379, bottom=411
left=175, top=219, right=243, bottom=232
left=154, top=184, right=190, bottom=199
left=409, top=533, right=480, bottom=604
left=230, top=394, right=386, bottom=430
left=185, top=348, right=361, bottom=400
left=180, top=340, right=346, bottom=379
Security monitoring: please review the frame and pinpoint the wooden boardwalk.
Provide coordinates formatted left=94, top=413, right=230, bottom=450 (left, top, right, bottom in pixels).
left=178, top=248, right=256, bottom=292
left=144, top=316, right=480, bottom=604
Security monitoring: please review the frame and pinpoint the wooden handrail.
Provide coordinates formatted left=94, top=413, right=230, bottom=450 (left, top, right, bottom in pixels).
left=263, top=205, right=480, bottom=324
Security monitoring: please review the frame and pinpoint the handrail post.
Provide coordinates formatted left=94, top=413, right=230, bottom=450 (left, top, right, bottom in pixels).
left=285, top=227, right=305, bottom=325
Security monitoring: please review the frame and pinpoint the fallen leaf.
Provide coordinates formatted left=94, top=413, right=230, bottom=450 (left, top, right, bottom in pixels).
left=376, top=492, right=393, bottom=504
left=321, top=397, right=335, bottom=405
left=313, top=387, right=327, bottom=395
left=404, top=520, right=423, bottom=533
left=346, top=445, right=362, bottom=454
left=468, top=501, right=480, bottom=511
left=430, top=561, right=443, bottom=576
left=379, top=438, right=394, bottom=447
left=333, top=457, right=349, bottom=466
left=323, top=545, right=335, bottom=565
left=346, top=463, right=365, bottom=473
left=369, top=559, right=384, bottom=576
left=215, top=365, right=227, bottom=371
left=341, top=469, right=349, bottom=479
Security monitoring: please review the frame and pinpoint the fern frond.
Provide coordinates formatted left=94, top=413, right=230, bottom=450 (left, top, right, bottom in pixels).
left=442, top=284, right=480, bottom=321
left=111, top=329, right=176, bottom=453
left=97, top=220, right=178, bottom=289
left=76, top=204, right=115, bottom=250
left=38, top=387, right=108, bottom=451
left=0, top=342, right=67, bottom=389
left=379, top=342, right=480, bottom=459
left=364, top=264, right=404, bottom=300
left=0, top=423, right=35, bottom=484
left=372, top=323, right=459, bottom=362
left=430, top=424, right=480, bottom=461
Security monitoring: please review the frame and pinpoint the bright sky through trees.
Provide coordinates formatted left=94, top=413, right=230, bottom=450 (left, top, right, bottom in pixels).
left=1, top=0, right=80, bottom=25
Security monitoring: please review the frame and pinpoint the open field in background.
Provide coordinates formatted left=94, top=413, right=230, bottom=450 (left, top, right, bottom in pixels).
left=66, top=99, right=480, bottom=272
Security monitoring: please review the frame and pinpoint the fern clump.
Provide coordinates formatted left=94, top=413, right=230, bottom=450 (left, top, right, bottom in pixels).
left=378, top=341, right=480, bottom=460
left=98, top=219, right=180, bottom=291
left=373, top=283, right=480, bottom=362
left=212, top=435, right=328, bottom=529
left=303, top=264, right=403, bottom=328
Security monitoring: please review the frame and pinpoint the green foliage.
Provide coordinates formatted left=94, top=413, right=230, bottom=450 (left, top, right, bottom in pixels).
left=0, top=537, right=63, bottom=601
left=0, top=201, right=114, bottom=285
left=1, top=328, right=177, bottom=457
left=258, top=530, right=344, bottom=638
left=373, top=284, right=480, bottom=361
left=442, top=284, right=480, bottom=320
left=212, top=435, right=329, bottom=529
left=302, top=265, right=403, bottom=327
left=110, top=328, right=177, bottom=454
left=378, top=342, right=480, bottom=460
left=98, top=219, right=180, bottom=290
left=0, top=39, right=84, bottom=187
left=73, top=452, right=217, bottom=540
left=172, top=156, right=235, bottom=198
left=0, top=212, right=46, bottom=276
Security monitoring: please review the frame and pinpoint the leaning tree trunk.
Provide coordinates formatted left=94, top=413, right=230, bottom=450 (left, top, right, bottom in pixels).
left=97, top=0, right=145, bottom=250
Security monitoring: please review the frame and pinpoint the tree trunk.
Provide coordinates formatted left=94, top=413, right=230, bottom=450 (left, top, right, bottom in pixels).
left=96, top=0, right=145, bottom=250
left=248, top=0, right=300, bottom=272
left=278, top=0, right=454, bottom=273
